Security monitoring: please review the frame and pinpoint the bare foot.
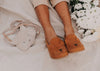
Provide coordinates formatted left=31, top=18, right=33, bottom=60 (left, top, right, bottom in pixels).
left=64, top=23, right=74, bottom=36
left=43, top=24, right=57, bottom=43
left=35, top=5, right=57, bottom=43
left=54, top=1, right=74, bottom=37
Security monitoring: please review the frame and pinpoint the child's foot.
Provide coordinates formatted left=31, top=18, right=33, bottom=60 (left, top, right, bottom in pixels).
left=46, top=36, right=68, bottom=59
left=64, top=22, right=84, bottom=52
left=44, top=26, right=57, bottom=43
left=44, top=27, right=68, bottom=59
left=64, top=25, right=74, bottom=36
left=65, top=34, right=85, bottom=53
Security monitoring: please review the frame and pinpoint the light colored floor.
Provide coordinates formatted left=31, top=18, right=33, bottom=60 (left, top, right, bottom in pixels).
left=0, top=0, right=100, bottom=71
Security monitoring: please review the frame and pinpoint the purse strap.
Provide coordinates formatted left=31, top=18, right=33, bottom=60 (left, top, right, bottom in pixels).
left=3, top=20, right=41, bottom=44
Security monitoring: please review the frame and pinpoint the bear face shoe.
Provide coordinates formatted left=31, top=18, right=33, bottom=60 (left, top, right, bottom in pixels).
left=46, top=37, right=68, bottom=59
left=65, top=34, right=85, bottom=53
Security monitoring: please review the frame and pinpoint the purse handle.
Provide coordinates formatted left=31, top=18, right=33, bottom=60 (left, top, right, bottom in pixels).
left=3, top=20, right=41, bottom=43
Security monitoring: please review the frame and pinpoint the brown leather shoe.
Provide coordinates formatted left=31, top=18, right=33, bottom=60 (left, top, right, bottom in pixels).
left=46, top=37, right=68, bottom=59
left=65, top=34, right=85, bottom=53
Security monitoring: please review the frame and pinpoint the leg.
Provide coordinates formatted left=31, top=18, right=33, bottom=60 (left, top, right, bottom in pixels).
left=35, top=5, right=68, bottom=58
left=54, top=1, right=85, bottom=52
left=54, top=1, right=74, bottom=36
left=35, top=5, right=57, bottom=42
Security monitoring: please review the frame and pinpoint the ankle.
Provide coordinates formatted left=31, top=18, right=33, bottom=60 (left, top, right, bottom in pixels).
left=64, top=27, right=74, bottom=36
left=65, top=32, right=74, bottom=36
left=45, top=33, right=57, bottom=43
left=44, top=27, right=57, bottom=43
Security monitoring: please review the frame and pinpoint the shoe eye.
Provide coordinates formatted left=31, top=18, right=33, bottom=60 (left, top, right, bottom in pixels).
left=59, top=49, right=62, bottom=52
left=74, top=44, right=78, bottom=46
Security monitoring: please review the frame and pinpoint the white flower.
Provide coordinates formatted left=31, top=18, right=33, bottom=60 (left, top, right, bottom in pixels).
left=86, top=7, right=100, bottom=16
left=74, top=3, right=82, bottom=10
left=86, top=10, right=93, bottom=16
left=79, top=0, right=84, bottom=2
left=93, top=0, right=99, bottom=6
left=83, top=3, right=91, bottom=10
left=81, top=0, right=92, bottom=3
left=71, top=14, right=77, bottom=20
left=76, top=10, right=86, bottom=17
left=76, top=17, right=89, bottom=29
left=82, top=32, right=98, bottom=42
left=84, top=30, right=92, bottom=36
left=70, top=0, right=100, bottom=42
left=78, top=29, right=84, bottom=34
left=87, top=18, right=97, bottom=29
left=77, top=16, right=97, bottom=29
left=71, top=11, right=77, bottom=20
